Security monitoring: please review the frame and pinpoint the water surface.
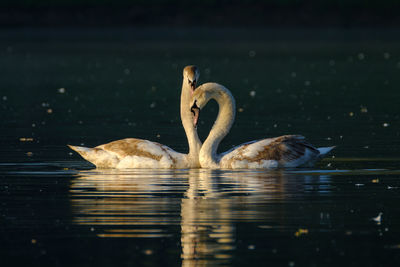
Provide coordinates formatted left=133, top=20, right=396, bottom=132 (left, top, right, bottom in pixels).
left=1, top=28, right=400, bottom=266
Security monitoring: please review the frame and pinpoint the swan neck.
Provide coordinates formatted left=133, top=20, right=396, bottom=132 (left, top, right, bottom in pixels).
left=181, top=81, right=202, bottom=164
left=200, top=85, right=236, bottom=167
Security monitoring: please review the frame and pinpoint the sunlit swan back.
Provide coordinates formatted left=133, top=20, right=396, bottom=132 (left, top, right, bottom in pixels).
left=68, top=66, right=202, bottom=168
left=190, top=83, right=334, bottom=169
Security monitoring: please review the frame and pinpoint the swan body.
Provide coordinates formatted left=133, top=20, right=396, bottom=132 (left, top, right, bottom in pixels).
left=69, top=66, right=202, bottom=169
left=68, top=139, right=187, bottom=168
left=190, top=83, right=334, bottom=169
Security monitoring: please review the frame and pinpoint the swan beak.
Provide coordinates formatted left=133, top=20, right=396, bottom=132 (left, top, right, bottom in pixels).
left=189, top=80, right=196, bottom=93
left=191, top=101, right=200, bottom=127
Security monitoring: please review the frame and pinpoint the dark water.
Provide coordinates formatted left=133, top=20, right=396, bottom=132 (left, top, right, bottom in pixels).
left=1, top=28, right=400, bottom=266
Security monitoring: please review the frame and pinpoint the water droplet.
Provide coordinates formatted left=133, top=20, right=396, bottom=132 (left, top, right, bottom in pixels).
left=57, top=88, right=66, bottom=94
left=249, top=90, right=256, bottom=97
left=349, top=112, right=354, bottom=117
left=383, top=122, right=390, bottom=127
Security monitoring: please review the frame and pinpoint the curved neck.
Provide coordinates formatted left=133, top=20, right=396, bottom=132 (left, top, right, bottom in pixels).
left=199, top=84, right=236, bottom=168
left=181, top=80, right=202, bottom=165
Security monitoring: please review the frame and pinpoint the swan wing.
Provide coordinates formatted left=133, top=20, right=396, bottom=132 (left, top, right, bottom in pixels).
left=219, top=135, right=320, bottom=169
left=70, top=138, right=187, bottom=168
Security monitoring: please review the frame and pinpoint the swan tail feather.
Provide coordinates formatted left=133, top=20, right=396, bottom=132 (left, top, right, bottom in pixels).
left=68, top=145, right=118, bottom=168
left=317, top=146, right=335, bottom=156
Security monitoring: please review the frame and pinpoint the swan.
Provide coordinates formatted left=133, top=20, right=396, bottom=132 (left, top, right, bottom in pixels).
left=68, top=65, right=202, bottom=168
left=190, top=83, right=334, bottom=169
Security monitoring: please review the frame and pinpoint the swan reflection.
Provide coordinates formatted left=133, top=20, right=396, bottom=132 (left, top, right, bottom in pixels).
left=69, top=168, right=331, bottom=265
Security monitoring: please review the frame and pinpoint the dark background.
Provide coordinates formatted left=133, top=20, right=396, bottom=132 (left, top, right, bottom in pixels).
left=1, top=0, right=399, bottom=28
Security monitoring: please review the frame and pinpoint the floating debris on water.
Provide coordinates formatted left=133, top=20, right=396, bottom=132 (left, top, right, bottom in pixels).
left=371, top=212, right=383, bottom=225
left=383, top=52, right=390, bottom=59
left=349, top=112, right=354, bottom=117
left=249, top=90, right=256, bottom=97
left=383, top=123, right=390, bottom=127
left=248, top=50, right=256, bottom=57
left=57, top=88, right=66, bottom=94
left=355, top=183, right=364, bottom=187
left=238, top=107, right=244, bottom=112
left=360, top=106, right=368, bottom=113
left=248, top=244, right=255, bottom=250
left=371, top=179, right=379, bottom=183
left=47, top=108, right=53, bottom=114
left=143, top=249, right=153, bottom=255
left=26, top=152, right=33, bottom=157
left=295, top=228, right=308, bottom=237
left=19, top=137, right=34, bottom=142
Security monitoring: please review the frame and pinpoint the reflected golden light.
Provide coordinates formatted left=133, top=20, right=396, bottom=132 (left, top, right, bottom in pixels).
left=69, top=168, right=325, bottom=266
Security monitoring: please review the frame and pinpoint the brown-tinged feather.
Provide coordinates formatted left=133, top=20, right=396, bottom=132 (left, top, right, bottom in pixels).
left=225, top=135, right=319, bottom=167
left=100, top=138, right=163, bottom=161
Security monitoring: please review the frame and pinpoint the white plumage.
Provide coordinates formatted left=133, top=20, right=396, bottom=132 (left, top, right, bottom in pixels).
left=190, top=83, right=334, bottom=169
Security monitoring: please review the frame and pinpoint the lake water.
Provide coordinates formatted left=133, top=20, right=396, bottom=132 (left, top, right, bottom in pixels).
left=1, top=28, right=400, bottom=266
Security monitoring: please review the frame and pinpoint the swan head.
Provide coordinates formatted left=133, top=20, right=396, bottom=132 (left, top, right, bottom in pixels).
left=183, top=65, right=200, bottom=92
left=189, top=85, right=212, bottom=127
